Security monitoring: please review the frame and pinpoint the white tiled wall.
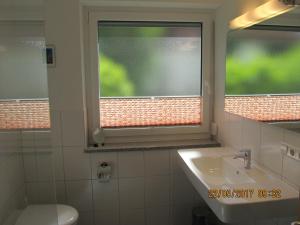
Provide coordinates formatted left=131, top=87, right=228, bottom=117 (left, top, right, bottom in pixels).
left=20, top=114, right=300, bottom=225
left=0, top=131, right=25, bottom=225
left=61, top=148, right=202, bottom=225
left=20, top=130, right=57, bottom=205
left=218, top=112, right=300, bottom=225
left=42, top=1, right=207, bottom=224
left=19, top=104, right=207, bottom=225
left=21, top=130, right=204, bottom=225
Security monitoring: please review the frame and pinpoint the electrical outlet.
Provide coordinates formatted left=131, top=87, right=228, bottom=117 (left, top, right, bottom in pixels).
left=286, top=145, right=300, bottom=161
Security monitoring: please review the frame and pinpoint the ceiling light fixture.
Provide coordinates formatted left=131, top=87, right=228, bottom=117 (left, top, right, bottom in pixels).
left=230, top=0, right=300, bottom=30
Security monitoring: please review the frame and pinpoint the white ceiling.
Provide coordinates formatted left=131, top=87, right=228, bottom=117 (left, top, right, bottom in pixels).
left=80, top=0, right=224, bottom=9
left=0, top=0, right=44, bottom=7
left=0, top=0, right=224, bottom=9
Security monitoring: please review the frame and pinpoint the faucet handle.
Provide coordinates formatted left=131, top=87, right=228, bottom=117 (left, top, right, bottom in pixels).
left=234, top=149, right=252, bottom=169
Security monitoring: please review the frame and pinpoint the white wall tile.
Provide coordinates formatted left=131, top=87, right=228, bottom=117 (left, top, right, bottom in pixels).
left=50, top=110, right=63, bottom=147
left=0, top=149, right=4, bottom=164
left=23, top=151, right=38, bottom=182
left=242, top=118, right=261, bottom=161
left=48, top=55, right=85, bottom=111
left=284, top=130, right=300, bottom=148
left=22, top=132, right=55, bottom=182
left=118, top=151, right=144, bottom=178
left=92, top=179, right=119, bottom=211
left=34, top=131, right=51, bottom=147
left=94, top=210, right=119, bottom=225
left=120, top=209, right=145, bottom=225
left=0, top=187, right=25, bottom=225
left=0, top=153, right=24, bottom=200
left=216, top=113, right=226, bottom=145
left=61, top=110, right=86, bottom=147
left=277, top=216, right=298, bottom=225
left=26, top=182, right=56, bottom=204
left=170, top=150, right=184, bottom=175
left=36, top=182, right=56, bottom=204
left=36, top=151, right=54, bottom=182
left=12, top=154, right=25, bottom=188
left=0, top=131, right=20, bottom=141
left=55, top=181, right=67, bottom=204
left=146, top=207, right=170, bottom=225
left=46, top=42, right=85, bottom=111
left=193, top=192, right=206, bottom=207
left=145, top=176, right=170, bottom=207
left=53, top=147, right=65, bottom=181
left=119, top=178, right=144, bottom=210
left=171, top=204, right=193, bottom=225
left=90, top=152, right=118, bottom=179
left=63, top=147, right=91, bottom=180
left=0, top=131, right=21, bottom=150
left=282, top=156, right=300, bottom=187
left=77, top=211, right=94, bottom=225
left=172, top=174, right=197, bottom=205
left=260, top=125, right=284, bottom=175
left=228, top=113, right=243, bottom=149
left=222, top=112, right=232, bottom=147
left=0, top=184, right=11, bottom=211
left=66, top=180, right=93, bottom=211
left=21, top=131, right=35, bottom=148
left=0, top=132, right=24, bottom=225
left=282, top=127, right=300, bottom=197
left=145, top=150, right=170, bottom=176
left=255, top=218, right=277, bottom=225
left=47, top=66, right=64, bottom=112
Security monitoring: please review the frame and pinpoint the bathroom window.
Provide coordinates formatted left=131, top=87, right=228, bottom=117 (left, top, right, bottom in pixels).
left=98, top=22, right=202, bottom=128
left=0, top=22, right=50, bottom=130
left=225, top=26, right=300, bottom=122
left=86, top=10, right=213, bottom=146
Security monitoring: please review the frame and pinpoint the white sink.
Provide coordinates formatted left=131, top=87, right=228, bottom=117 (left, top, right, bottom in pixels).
left=177, top=147, right=299, bottom=223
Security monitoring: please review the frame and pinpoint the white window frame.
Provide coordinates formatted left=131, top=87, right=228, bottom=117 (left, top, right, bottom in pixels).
left=83, top=7, right=214, bottom=147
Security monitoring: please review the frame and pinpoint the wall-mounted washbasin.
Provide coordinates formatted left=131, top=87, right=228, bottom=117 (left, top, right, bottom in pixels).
left=177, top=147, right=299, bottom=223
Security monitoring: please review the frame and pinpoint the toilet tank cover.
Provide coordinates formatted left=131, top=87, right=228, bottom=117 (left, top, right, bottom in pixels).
left=15, top=204, right=78, bottom=225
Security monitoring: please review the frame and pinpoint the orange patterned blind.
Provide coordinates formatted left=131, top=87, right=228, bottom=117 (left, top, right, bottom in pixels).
left=99, top=97, right=202, bottom=128
left=1, top=96, right=299, bottom=130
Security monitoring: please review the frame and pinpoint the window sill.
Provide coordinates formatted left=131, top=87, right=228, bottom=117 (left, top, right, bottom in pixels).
left=84, top=139, right=220, bottom=152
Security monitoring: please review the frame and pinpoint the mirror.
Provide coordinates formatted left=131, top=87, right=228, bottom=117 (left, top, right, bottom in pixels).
left=225, top=7, right=300, bottom=133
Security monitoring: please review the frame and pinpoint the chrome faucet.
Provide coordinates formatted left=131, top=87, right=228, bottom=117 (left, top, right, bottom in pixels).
left=233, top=149, right=251, bottom=169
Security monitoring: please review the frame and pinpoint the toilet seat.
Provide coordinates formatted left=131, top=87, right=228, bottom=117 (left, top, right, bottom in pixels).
left=15, top=204, right=78, bottom=225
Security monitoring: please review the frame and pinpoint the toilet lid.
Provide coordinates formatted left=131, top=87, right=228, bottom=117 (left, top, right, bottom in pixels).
left=15, top=204, right=78, bottom=225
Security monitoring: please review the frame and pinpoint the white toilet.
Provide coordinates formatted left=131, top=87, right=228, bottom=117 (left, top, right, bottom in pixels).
left=15, top=204, right=78, bottom=225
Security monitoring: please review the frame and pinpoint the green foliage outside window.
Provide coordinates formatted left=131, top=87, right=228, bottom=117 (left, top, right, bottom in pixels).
left=226, top=41, right=300, bottom=95
left=99, top=55, right=134, bottom=97
left=98, top=24, right=201, bottom=97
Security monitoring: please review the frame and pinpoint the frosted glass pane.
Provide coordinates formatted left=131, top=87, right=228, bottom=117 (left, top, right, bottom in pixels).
left=0, top=23, right=48, bottom=99
left=98, top=22, right=202, bottom=97
left=225, top=27, right=300, bottom=123
left=226, top=28, right=300, bottom=95
left=0, top=23, right=50, bottom=130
